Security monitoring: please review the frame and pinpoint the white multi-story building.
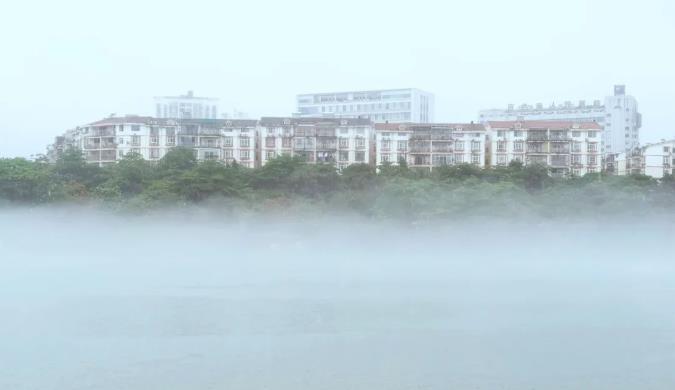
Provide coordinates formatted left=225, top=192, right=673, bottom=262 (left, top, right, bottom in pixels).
left=296, top=88, right=434, bottom=123
left=486, top=121, right=603, bottom=177
left=50, top=116, right=257, bottom=167
left=615, top=140, right=675, bottom=178
left=478, top=85, right=641, bottom=155
left=258, top=117, right=373, bottom=170
left=374, top=123, right=487, bottom=171
left=154, top=90, right=220, bottom=119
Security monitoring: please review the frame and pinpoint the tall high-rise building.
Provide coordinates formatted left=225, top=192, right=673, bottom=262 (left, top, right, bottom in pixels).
left=154, top=90, right=220, bottom=120
left=478, top=85, right=641, bottom=155
left=296, top=88, right=435, bottom=123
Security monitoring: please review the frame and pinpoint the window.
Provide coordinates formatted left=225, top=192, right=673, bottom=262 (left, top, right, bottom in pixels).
left=118, top=125, right=124, bottom=132
left=572, top=154, right=582, bottom=164
left=514, top=141, right=524, bottom=152
left=131, top=135, right=140, bottom=146
left=471, top=141, right=481, bottom=152
left=339, top=137, right=349, bottom=148
left=240, top=150, right=250, bottom=160
left=454, top=153, right=464, bottom=163
left=397, top=141, right=407, bottom=151
left=497, top=141, right=506, bottom=152
left=381, top=140, right=391, bottom=150
left=150, top=149, right=160, bottom=159
left=572, top=131, right=581, bottom=137
left=471, top=155, right=481, bottom=165
left=664, top=147, right=671, bottom=153
left=587, top=131, right=597, bottom=138
left=497, top=155, right=507, bottom=165
left=340, top=128, right=349, bottom=134
left=497, top=131, right=505, bottom=137
left=572, top=142, right=581, bottom=153
left=513, top=130, right=522, bottom=137
left=587, top=143, right=598, bottom=153
left=131, top=125, right=140, bottom=131
left=240, top=137, right=250, bottom=148
left=355, top=138, right=365, bottom=149
left=223, top=149, right=233, bottom=159
left=265, top=137, right=275, bottom=148
left=203, top=151, right=218, bottom=161
left=223, top=137, right=233, bottom=147
left=455, top=141, right=465, bottom=151
left=355, top=151, right=365, bottom=162
left=339, top=151, right=349, bottom=161
left=266, top=151, right=276, bottom=160
left=166, top=136, right=176, bottom=146
left=150, top=136, right=159, bottom=146
left=282, top=138, right=292, bottom=148
left=381, top=154, right=391, bottom=163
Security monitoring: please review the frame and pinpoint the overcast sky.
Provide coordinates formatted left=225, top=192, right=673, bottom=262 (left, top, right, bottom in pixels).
left=1, top=0, right=673, bottom=157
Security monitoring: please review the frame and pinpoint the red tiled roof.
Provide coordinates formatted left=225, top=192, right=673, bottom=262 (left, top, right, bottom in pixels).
left=487, top=120, right=602, bottom=130
left=375, top=122, right=486, bottom=131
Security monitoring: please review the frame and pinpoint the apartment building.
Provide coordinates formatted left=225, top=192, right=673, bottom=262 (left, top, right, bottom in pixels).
left=479, top=85, right=641, bottom=155
left=175, top=119, right=257, bottom=168
left=487, top=121, right=603, bottom=177
left=258, top=117, right=373, bottom=170
left=374, top=123, right=487, bottom=171
left=50, top=116, right=257, bottom=167
left=296, top=88, right=435, bottom=123
left=615, top=140, right=675, bottom=178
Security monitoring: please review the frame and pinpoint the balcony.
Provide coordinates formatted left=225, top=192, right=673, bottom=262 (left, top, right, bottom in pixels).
left=550, top=157, right=569, bottom=167
left=549, top=136, right=571, bottom=142
left=432, top=145, right=453, bottom=153
left=316, top=142, right=337, bottom=150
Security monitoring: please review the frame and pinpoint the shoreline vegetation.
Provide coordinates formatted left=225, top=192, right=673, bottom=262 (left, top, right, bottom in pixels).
left=1, top=148, right=674, bottom=220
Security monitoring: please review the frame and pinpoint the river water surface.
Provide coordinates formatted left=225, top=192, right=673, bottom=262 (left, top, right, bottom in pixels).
left=1, top=209, right=674, bottom=389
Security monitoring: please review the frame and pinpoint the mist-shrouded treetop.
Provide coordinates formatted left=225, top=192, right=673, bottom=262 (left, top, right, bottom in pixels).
left=1, top=149, right=674, bottom=220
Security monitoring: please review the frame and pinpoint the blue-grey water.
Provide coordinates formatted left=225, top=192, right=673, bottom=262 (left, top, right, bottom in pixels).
left=1, top=208, right=674, bottom=389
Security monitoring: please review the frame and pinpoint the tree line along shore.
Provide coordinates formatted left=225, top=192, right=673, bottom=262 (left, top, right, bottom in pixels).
left=1, top=148, right=674, bottom=219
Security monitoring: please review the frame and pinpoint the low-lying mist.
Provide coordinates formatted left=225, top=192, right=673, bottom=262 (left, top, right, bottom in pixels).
left=1, top=208, right=674, bottom=389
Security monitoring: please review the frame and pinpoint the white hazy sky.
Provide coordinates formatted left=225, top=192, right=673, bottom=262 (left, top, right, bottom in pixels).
left=1, top=0, right=674, bottom=157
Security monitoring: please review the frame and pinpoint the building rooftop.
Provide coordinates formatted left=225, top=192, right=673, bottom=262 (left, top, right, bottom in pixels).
left=375, top=122, right=486, bottom=131
left=487, top=120, right=602, bottom=130
left=297, top=88, right=432, bottom=97
left=260, top=117, right=372, bottom=126
left=86, top=116, right=257, bottom=127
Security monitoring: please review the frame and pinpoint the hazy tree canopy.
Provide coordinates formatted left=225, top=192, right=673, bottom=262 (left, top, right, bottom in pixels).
left=1, top=153, right=674, bottom=218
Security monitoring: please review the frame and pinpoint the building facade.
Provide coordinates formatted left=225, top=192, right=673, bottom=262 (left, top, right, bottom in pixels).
left=49, top=116, right=257, bottom=167
left=49, top=116, right=374, bottom=170
left=478, top=85, right=641, bottom=155
left=258, top=117, right=373, bottom=170
left=154, top=90, right=220, bottom=119
left=375, top=123, right=487, bottom=171
left=296, top=88, right=435, bottom=123
left=615, top=140, right=675, bottom=178
left=486, top=121, right=603, bottom=177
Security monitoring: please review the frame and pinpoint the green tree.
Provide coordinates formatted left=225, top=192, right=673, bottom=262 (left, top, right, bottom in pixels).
left=0, top=158, right=53, bottom=202
left=158, top=147, right=197, bottom=175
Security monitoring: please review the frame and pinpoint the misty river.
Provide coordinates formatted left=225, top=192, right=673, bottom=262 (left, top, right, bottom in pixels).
left=1, top=208, right=674, bottom=389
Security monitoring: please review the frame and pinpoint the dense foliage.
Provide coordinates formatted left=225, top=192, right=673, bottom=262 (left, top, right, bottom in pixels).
left=1, top=148, right=674, bottom=219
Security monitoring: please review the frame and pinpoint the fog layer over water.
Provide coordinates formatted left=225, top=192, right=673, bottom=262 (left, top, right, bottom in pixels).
left=1, top=208, right=674, bottom=389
